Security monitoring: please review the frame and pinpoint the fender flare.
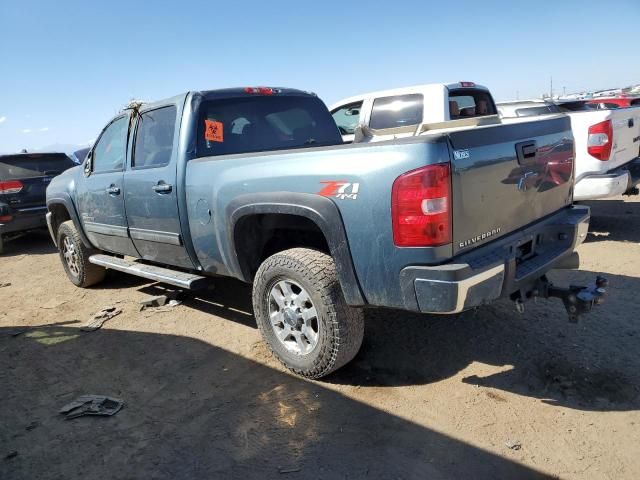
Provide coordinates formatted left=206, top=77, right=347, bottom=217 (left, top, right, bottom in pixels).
left=226, top=192, right=366, bottom=306
left=46, top=194, right=92, bottom=248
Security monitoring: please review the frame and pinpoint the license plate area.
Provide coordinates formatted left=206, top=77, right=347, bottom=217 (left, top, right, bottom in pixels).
left=514, top=236, right=537, bottom=264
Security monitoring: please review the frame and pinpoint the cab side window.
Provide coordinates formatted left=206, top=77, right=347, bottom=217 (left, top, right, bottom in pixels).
left=369, top=94, right=423, bottom=130
left=92, top=116, right=128, bottom=173
left=133, top=106, right=177, bottom=168
left=331, top=102, right=362, bottom=135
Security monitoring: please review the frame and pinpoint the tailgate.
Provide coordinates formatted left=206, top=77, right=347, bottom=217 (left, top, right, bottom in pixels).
left=447, top=116, right=574, bottom=254
left=609, top=107, right=640, bottom=168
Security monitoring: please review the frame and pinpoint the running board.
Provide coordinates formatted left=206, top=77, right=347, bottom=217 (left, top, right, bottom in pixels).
left=89, top=254, right=209, bottom=290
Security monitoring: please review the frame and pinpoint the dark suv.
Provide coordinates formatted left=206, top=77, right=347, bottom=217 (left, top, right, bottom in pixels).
left=0, top=152, right=77, bottom=253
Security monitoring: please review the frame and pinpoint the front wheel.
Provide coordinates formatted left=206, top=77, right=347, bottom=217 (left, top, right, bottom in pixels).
left=252, top=248, right=364, bottom=379
left=56, top=220, right=106, bottom=287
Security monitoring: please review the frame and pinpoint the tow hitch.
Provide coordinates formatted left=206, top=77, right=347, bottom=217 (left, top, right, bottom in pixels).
left=513, top=275, right=608, bottom=322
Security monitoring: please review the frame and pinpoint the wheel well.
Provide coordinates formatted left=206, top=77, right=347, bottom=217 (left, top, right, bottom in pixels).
left=48, top=203, right=71, bottom=237
left=233, top=214, right=330, bottom=280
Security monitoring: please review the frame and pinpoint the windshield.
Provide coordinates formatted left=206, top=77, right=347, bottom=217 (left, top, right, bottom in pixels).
left=0, top=153, right=76, bottom=180
left=196, top=95, right=342, bottom=158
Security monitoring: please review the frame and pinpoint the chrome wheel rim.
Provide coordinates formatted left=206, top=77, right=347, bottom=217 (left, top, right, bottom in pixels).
left=62, top=236, right=80, bottom=278
left=268, top=279, right=319, bottom=355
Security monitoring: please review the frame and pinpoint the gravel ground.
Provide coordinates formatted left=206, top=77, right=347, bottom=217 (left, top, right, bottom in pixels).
left=1, top=195, right=639, bottom=479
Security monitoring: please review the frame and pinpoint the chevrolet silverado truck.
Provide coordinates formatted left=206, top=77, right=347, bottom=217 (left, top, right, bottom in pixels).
left=497, top=99, right=640, bottom=200
left=46, top=86, right=606, bottom=379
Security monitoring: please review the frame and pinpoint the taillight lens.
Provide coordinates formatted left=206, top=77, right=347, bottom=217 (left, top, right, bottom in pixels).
left=587, top=120, right=613, bottom=161
left=0, top=180, right=23, bottom=194
left=392, top=163, right=451, bottom=247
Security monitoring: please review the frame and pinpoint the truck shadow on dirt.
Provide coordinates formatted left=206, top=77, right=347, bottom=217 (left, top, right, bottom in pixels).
left=1, top=325, right=548, bottom=480
left=120, top=266, right=640, bottom=414
left=583, top=198, right=640, bottom=243
left=329, top=268, right=640, bottom=412
left=0, top=230, right=57, bottom=257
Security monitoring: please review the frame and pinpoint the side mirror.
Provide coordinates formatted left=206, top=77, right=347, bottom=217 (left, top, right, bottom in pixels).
left=353, top=123, right=373, bottom=143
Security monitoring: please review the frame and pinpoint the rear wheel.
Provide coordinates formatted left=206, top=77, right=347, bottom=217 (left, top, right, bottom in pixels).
left=252, top=248, right=364, bottom=379
left=0, top=236, right=4, bottom=255
left=56, top=220, right=105, bottom=287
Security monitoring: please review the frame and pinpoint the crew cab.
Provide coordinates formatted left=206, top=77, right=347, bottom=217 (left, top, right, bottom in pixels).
left=1, top=152, right=77, bottom=254
left=330, top=82, right=500, bottom=144
left=497, top=99, right=640, bottom=200
left=46, top=87, right=605, bottom=379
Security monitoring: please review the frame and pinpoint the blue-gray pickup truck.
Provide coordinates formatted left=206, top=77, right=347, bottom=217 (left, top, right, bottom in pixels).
left=46, top=86, right=607, bottom=378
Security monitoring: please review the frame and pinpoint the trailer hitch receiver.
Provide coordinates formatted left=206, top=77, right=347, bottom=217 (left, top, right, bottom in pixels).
left=540, top=275, right=608, bottom=322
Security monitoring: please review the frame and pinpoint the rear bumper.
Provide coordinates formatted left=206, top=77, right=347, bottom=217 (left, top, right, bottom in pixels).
left=574, top=157, right=640, bottom=201
left=0, top=206, right=47, bottom=236
left=400, top=205, right=590, bottom=314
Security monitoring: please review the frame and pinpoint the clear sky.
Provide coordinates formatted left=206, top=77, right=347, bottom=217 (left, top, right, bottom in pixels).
left=1, top=0, right=639, bottom=153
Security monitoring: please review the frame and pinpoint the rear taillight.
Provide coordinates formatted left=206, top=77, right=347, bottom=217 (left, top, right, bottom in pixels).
left=392, top=163, right=451, bottom=247
left=587, top=120, right=613, bottom=161
left=0, top=180, right=23, bottom=194
left=0, top=215, right=12, bottom=222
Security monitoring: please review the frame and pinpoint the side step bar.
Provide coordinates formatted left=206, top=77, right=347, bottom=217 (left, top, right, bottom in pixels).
left=89, top=254, right=209, bottom=290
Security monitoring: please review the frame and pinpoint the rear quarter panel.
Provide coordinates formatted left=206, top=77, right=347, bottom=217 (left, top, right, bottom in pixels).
left=185, top=138, right=452, bottom=308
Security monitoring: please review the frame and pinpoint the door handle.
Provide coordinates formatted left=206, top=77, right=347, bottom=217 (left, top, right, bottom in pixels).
left=515, top=140, right=538, bottom=166
left=152, top=182, right=172, bottom=194
left=106, top=185, right=120, bottom=195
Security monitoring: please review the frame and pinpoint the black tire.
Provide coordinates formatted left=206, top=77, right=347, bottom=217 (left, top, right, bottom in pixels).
left=56, top=220, right=105, bottom=287
left=0, top=236, right=4, bottom=255
left=252, top=248, right=364, bottom=379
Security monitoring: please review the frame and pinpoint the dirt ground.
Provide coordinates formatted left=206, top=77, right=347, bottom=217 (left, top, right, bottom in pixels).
left=1, top=196, right=639, bottom=480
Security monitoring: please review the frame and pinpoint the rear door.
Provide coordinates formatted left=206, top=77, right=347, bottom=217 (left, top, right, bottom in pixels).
left=75, top=115, right=139, bottom=256
left=364, top=93, right=424, bottom=142
left=124, top=104, right=194, bottom=268
left=0, top=153, right=76, bottom=212
left=448, top=116, right=574, bottom=254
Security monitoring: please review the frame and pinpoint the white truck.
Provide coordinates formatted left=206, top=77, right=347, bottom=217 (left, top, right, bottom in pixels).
left=330, top=85, right=640, bottom=202
left=329, top=82, right=504, bottom=144
left=496, top=100, right=640, bottom=200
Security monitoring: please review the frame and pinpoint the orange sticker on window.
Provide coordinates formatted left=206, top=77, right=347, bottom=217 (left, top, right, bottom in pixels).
left=205, top=119, right=223, bottom=142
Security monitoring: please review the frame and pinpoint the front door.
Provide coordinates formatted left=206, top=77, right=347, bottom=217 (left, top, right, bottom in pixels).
left=76, top=115, right=138, bottom=256
left=124, top=104, right=194, bottom=268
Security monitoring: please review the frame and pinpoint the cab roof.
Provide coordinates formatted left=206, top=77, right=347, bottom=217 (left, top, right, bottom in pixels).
left=128, top=87, right=318, bottom=112
left=329, top=82, right=490, bottom=111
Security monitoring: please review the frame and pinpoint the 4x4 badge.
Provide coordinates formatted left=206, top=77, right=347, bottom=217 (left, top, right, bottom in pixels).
left=318, top=181, right=360, bottom=200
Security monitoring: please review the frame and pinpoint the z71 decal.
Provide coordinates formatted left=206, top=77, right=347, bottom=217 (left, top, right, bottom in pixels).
left=318, top=181, right=360, bottom=200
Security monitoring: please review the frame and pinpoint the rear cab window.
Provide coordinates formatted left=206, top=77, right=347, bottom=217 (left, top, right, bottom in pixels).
left=196, top=95, right=341, bottom=158
left=369, top=94, right=423, bottom=130
left=448, top=89, right=497, bottom=119
left=0, top=154, right=76, bottom=180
